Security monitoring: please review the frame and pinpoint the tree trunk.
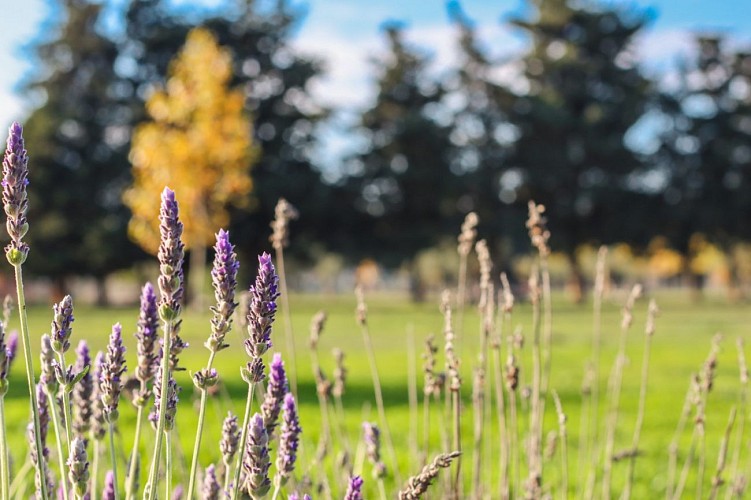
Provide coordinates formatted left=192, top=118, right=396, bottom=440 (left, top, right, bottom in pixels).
left=727, top=253, right=745, bottom=302
left=567, top=252, right=585, bottom=304
left=189, top=243, right=207, bottom=311
left=95, top=275, right=109, bottom=307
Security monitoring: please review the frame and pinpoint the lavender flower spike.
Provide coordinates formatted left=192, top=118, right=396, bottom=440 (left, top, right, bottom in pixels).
left=2, top=122, right=30, bottom=264
left=30, top=383, right=54, bottom=499
left=39, top=334, right=57, bottom=392
left=241, top=253, right=279, bottom=385
left=275, top=393, right=301, bottom=487
left=50, top=295, right=74, bottom=354
left=149, top=363, right=180, bottom=431
left=135, top=283, right=159, bottom=383
left=200, top=464, right=220, bottom=500
left=243, top=413, right=271, bottom=498
left=100, top=323, right=126, bottom=423
left=261, top=353, right=288, bottom=438
left=72, top=340, right=93, bottom=436
left=102, top=470, right=115, bottom=500
left=363, top=422, right=387, bottom=479
left=6, top=330, right=17, bottom=368
left=344, top=476, right=364, bottom=500
left=220, top=412, right=240, bottom=468
left=206, top=229, right=239, bottom=353
left=67, top=436, right=90, bottom=497
left=157, top=187, right=185, bottom=321
left=0, top=321, right=10, bottom=396
left=91, top=351, right=106, bottom=440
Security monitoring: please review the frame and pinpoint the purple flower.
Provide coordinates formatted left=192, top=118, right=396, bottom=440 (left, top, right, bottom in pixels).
left=39, top=334, right=57, bottom=392
left=363, top=422, right=386, bottom=479
left=50, top=295, right=74, bottom=354
left=6, top=330, right=17, bottom=367
left=149, top=363, right=180, bottom=431
left=135, top=282, right=159, bottom=387
left=91, top=351, right=106, bottom=440
left=157, top=187, right=185, bottom=320
left=0, top=321, right=10, bottom=393
left=72, top=340, right=93, bottom=436
left=171, top=485, right=184, bottom=500
left=243, top=413, right=271, bottom=498
left=30, top=383, right=54, bottom=498
left=220, top=412, right=240, bottom=468
left=261, top=353, right=288, bottom=438
left=102, top=470, right=115, bottom=500
left=245, top=253, right=279, bottom=358
left=344, top=476, right=364, bottom=500
left=100, top=323, right=126, bottom=423
left=275, top=393, right=301, bottom=487
left=200, top=464, right=220, bottom=500
left=67, top=436, right=89, bottom=497
left=206, top=229, right=239, bottom=353
left=2, top=122, right=30, bottom=262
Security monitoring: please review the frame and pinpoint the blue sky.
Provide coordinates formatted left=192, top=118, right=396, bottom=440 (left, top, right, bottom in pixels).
left=1, top=0, right=750, bottom=136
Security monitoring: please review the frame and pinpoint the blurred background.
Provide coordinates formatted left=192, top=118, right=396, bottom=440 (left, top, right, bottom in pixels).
left=1, top=0, right=750, bottom=304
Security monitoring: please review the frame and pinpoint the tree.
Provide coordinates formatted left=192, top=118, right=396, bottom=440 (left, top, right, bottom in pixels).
left=121, top=0, right=333, bottom=274
left=499, top=0, right=655, bottom=299
left=21, top=0, right=142, bottom=302
left=124, top=27, right=257, bottom=305
left=656, top=36, right=751, bottom=296
left=341, top=24, right=462, bottom=268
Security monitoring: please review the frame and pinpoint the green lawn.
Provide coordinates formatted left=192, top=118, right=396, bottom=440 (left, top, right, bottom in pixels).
left=3, top=289, right=749, bottom=498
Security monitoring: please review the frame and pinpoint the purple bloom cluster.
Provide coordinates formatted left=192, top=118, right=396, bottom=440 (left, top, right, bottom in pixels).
left=0, top=321, right=12, bottom=395
left=245, top=253, right=279, bottom=358
left=102, top=470, right=115, bottom=500
left=135, top=282, right=159, bottom=394
left=67, top=436, right=90, bottom=497
left=206, top=229, right=239, bottom=353
left=220, top=412, right=240, bottom=468
left=29, top=383, right=54, bottom=498
left=72, top=340, right=93, bottom=436
left=100, top=323, right=127, bottom=423
left=39, top=334, right=57, bottom=392
left=2, top=122, right=30, bottom=262
left=261, top=353, right=288, bottom=438
left=275, top=393, right=301, bottom=487
left=200, top=464, right=220, bottom=500
left=91, top=351, right=106, bottom=440
left=149, top=363, right=180, bottom=431
left=344, top=476, right=364, bottom=500
left=157, top=187, right=185, bottom=320
left=363, top=422, right=387, bottom=479
left=243, top=413, right=271, bottom=498
left=50, top=295, right=74, bottom=354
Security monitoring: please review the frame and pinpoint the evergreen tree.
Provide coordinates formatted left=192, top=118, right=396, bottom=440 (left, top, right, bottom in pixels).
left=501, top=0, right=654, bottom=298
left=341, top=24, right=461, bottom=268
left=22, top=0, right=142, bottom=302
left=656, top=36, right=751, bottom=294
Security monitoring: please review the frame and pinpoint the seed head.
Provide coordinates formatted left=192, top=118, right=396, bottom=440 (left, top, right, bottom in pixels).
left=363, top=422, right=387, bottom=479
left=398, top=451, right=461, bottom=499
left=457, top=212, right=478, bottom=257
left=270, top=198, right=298, bottom=250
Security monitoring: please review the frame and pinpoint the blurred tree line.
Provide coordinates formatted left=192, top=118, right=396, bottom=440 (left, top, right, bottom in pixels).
left=16, top=0, right=751, bottom=301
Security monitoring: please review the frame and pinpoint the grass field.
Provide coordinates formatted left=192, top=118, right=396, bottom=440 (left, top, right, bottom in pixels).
left=3, top=288, right=749, bottom=498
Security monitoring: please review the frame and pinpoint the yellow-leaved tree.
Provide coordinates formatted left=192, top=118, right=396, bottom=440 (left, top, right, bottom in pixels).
left=125, top=27, right=257, bottom=306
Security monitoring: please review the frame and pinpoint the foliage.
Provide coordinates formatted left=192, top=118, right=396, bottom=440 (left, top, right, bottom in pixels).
left=21, top=0, right=142, bottom=296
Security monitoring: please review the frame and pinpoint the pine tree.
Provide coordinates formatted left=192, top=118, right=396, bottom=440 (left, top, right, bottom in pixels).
left=501, top=0, right=654, bottom=299
left=342, top=24, right=461, bottom=269
left=124, top=27, right=256, bottom=305
left=22, top=0, right=141, bottom=302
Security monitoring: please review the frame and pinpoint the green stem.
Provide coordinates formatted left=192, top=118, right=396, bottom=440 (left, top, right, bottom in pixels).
left=110, top=422, right=120, bottom=500
left=222, top=459, right=232, bottom=498
left=165, top=432, right=173, bottom=499
left=186, top=351, right=217, bottom=499
left=231, top=382, right=256, bottom=500
left=275, top=247, right=298, bottom=396
left=145, top=321, right=173, bottom=500
left=0, top=397, right=8, bottom=500
left=125, top=404, right=145, bottom=500
left=58, top=352, right=74, bottom=452
left=13, top=264, right=48, bottom=500
left=47, top=385, right=70, bottom=500
left=8, top=456, right=32, bottom=498
left=91, top=438, right=100, bottom=500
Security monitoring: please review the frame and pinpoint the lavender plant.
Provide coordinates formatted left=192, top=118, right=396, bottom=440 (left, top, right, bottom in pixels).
left=100, top=323, right=127, bottom=500
left=186, top=229, right=239, bottom=499
left=67, top=436, right=90, bottom=499
left=41, top=334, right=71, bottom=500
left=0, top=319, right=12, bottom=498
left=272, top=393, right=301, bottom=499
left=232, top=253, right=279, bottom=500
left=243, top=413, right=272, bottom=499
left=145, top=188, right=184, bottom=500
left=3, top=122, right=47, bottom=500
left=125, top=282, right=159, bottom=499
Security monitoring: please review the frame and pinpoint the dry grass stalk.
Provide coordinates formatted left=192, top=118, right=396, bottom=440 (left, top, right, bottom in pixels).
left=601, top=283, right=642, bottom=500
left=473, top=240, right=493, bottom=499
left=552, top=390, right=568, bottom=498
left=355, top=286, right=402, bottom=485
left=623, top=299, right=659, bottom=500
left=582, top=246, right=608, bottom=498
left=526, top=263, right=543, bottom=498
left=456, top=212, right=479, bottom=339
left=407, top=328, right=420, bottom=473
left=440, top=290, right=462, bottom=499
left=726, top=338, right=749, bottom=500
left=492, top=272, right=514, bottom=499
left=709, top=407, right=737, bottom=500
left=398, top=451, right=461, bottom=500
left=506, top=326, right=522, bottom=497
left=270, top=198, right=300, bottom=396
